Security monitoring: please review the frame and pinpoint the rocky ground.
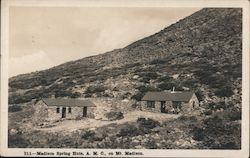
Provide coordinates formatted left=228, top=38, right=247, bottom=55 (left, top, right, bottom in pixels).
left=34, top=111, right=179, bottom=132
left=8, top=100, right=241, bottom=149
left=8, top=8, right=242, bottom=149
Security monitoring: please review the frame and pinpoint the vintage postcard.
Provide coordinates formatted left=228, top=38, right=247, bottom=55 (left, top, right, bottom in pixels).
left=1, top=0, right=249, bottom=157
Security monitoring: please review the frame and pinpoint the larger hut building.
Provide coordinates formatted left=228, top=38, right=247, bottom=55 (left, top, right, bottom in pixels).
left=141, top=91, right=199, bottom=114
left=34, top=98, right=96, bottom=121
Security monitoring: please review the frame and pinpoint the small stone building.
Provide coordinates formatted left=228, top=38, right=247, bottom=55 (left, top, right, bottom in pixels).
left=141, top=91, right=199, bottom=114
left=34, top=98, right=96, bottom=122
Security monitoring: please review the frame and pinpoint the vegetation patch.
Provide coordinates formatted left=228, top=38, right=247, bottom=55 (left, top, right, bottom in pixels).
left=105, top=111, right=124, bottom=121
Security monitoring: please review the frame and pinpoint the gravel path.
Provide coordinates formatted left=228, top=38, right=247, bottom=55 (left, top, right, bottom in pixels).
left=37, top=111, right=180, bottom=132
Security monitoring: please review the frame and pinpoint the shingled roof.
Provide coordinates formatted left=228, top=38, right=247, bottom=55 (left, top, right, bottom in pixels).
left=42, top=98, right=96, bottom=107
left=141, top=91, right=195, bottom=102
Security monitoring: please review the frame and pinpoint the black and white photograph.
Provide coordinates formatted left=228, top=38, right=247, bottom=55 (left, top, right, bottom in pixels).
left=1, top=0, right=249, bottom=157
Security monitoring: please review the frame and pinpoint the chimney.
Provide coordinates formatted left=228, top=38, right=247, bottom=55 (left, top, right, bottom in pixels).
left=51, top=94, right=55, bottom=98
left=172, top=87, right=175, bottom=92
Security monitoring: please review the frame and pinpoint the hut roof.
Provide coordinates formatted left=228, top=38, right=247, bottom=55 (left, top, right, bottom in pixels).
left=141, top=91, right=194, bottom=102
left=42, top=98, right=96, bottom=107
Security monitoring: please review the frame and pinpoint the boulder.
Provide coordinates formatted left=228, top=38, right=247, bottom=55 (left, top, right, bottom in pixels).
left=9, top=129, right=18, bottom=135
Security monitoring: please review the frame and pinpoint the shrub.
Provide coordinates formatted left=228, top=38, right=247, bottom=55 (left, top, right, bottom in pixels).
left=208, top=101, right=227, bottom=111
left=8, top=105, right=22, bottom=112
left=203, top=109, right=213, bottom=115
left=105, top=111, right=124, bottom=121
left=8, top=133, right=29, bottom=148
left=192, top=126, right=205, bottom=141
left=150, top=59, right=167, bottom=65
left=84, top=93, right=92, bottom=98
left=70, top=92, right=81, bottom=98
left=158, top=82, right=183, bottom=91
left=137, top=85, right=159, bottom=93
left=178, top=115, right=198, bottom=122
left=131, top=103, right=140, bottom=109
left=157, top=75, right=173, bottom=82
left=131, top=92, right=144, bottom=101
left=117, top=124, right=140, bottom=137
left=55, top=90, right=72, bottom=98
left=81, top=130, right=95, bottom=140
left=85, top=85, right=107, bottom=94
left=146, top=140, right=158, bottom=149
left=139, top=72, right=158, bottom=83
left=192, top=114, right=241, bottom=149
left=218, top=108, right=241, bottom=121
left=214, top=86, right=234, bottom=97
left=137, top=118, right=160, bottom=129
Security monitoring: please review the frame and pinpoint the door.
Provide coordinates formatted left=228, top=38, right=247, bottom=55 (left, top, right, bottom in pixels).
left=62, top=107, right=66, bottom=118
left=83, top=107, right=87, bottom=117
left=160, top=101, right=166, bottom=113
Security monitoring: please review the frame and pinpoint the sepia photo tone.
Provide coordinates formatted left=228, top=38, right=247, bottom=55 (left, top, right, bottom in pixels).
left=1, top=1, right=249, bottom=157
left=7, top=6, right=243, bottom=150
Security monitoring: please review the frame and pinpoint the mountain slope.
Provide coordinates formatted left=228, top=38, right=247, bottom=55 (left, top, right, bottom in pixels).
left=9, top=8, right=242, bottom=105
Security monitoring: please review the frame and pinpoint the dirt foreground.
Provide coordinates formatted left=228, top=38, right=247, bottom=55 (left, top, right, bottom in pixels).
left=37, top=111, right=179, bottom=132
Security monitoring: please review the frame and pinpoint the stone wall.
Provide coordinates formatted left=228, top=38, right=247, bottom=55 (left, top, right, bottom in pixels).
left=141, top=101, right=172, bottom=113
left=180, top=102, right=191, bottom=113
left=87, top=106, right=96, bottom=118
left=181, top=94, right=199, bottom=114
left=141, top=98, right=200, bottom=114
left=47, top=106, right=96, bottom=121
left=34, top=100, right=97, bottom=122
left=33, top=100, right=49, bottom=123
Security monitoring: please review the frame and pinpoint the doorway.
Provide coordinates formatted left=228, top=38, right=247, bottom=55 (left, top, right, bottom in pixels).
left=83, top=107, right=87, bottom=117
left=160, top=101, right=166, bottom=113
left=62, top=107, right=66, bottom=118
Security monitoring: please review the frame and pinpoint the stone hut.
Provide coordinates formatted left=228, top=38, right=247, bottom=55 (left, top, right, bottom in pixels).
left=34, top=98, right=96, bottom=122
left=141, top=91, right=199, bottom=114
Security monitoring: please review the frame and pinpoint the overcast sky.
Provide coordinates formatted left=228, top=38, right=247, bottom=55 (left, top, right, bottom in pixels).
left=9, top=7, right=200, bottom=77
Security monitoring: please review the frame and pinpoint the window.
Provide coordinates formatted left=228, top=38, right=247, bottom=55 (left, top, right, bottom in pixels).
left=56, top=107, right=60, bottom=113
left=68, top=107, right=71, bottom=113
left=147, top=101, right=155, bottom=108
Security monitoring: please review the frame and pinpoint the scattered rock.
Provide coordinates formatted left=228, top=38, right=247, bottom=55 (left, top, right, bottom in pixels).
left=9, top=129, right=18, bottom=135
left=135, top=145, right=143, bottom=149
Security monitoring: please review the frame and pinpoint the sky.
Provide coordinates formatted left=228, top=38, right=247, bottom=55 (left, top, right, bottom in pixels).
left=9, top=7, right=200, bottom=77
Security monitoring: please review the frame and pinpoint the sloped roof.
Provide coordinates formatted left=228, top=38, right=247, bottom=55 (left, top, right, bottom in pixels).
left=141, top=91, right=194, bottom=102
left=42, top=98, right=96, bottom=107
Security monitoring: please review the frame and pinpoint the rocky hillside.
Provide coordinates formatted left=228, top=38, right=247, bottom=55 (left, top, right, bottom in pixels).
left=9, top=8, right=242, bottom=108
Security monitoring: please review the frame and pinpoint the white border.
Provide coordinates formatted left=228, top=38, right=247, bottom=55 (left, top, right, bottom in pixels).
left=1, top=0, right=249, bottom=157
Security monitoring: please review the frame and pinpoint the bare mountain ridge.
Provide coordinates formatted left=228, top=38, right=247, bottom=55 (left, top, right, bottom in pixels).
left=9, top=8, right=242, bottom=105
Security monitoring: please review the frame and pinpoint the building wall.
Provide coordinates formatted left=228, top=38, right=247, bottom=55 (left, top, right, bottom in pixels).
left=141, top=101, right=172, bottom=113
left=47, top=106, right=62, bottom=121
left=47, top=106, right=96, bottom=121
left=181, top=94, right=199, bottom=114
left=34, top=100, right=96, bottom=122
left=180, top=102, right=191, bottom=113
left=189, top=94, right=199, bottom=108
left=87, top=107, right=96, bottom=118
left=33, top=100, right=49, bottom=123
left=141, top=101, right=158, bottom=112
left=141, top=94, right=199, bottom=114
